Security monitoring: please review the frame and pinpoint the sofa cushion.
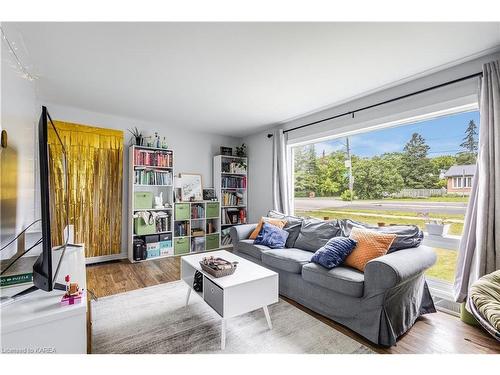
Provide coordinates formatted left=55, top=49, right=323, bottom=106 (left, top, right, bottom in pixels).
left=294, top=218, right=341, bottom=252
left=254, top=222, right=289, bottom=249
left=268, top=210, right=304, bottom=248
left=339, top=219, right=424, bottom=253
left=344, top=227, right=396, bottom=271
left=261, top=248, right=313, bottom=274
left=249, top=217, right=287, bottom=239
left=311, top=237, right=357, bottom=269
left=302, top=263, right=365, bottom=298
left=236, top=239, right=270, bottom=260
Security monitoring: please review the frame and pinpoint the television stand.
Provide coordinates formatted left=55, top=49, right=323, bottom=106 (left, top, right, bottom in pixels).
left=1, top=245, right=88, bottom=353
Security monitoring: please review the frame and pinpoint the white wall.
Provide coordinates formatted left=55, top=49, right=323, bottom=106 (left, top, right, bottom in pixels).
left=0, top=25, right=39, bottom=259
left=42, top=102, right=242, bottom=256
left=243, top=52, right=500, bottom=221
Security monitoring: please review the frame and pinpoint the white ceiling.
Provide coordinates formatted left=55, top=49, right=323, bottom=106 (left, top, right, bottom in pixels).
left=8, top=22, right=500, bottom=137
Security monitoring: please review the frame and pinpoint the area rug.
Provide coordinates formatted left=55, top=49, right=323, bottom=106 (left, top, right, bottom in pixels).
left=91, top=280, right=374, bottom=354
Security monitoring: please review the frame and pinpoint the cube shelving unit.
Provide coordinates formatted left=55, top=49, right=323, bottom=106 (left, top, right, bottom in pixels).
left=213, top=154, right=248, bottom=247
left=127, top=145, right=175, bottom=263
left=173, top=201, right=221, bottom=255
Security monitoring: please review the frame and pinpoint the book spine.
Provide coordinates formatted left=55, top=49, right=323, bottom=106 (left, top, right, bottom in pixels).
left=0, top=273, right=33, bottom=288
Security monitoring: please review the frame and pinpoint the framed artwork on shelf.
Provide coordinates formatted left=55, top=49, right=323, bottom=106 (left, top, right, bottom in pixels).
left=203, top=188, right=217, bottom=201
left=180, top=173, right=203, bottom=202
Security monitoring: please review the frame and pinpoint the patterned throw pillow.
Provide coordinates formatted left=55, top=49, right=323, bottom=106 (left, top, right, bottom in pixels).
left=254, top=222, right=289, bottom=249
left=311, top=237, right=358, bottom=269
left=249, top=217, right=287, bottom=239
left=343, top=227, right=397, bottom=272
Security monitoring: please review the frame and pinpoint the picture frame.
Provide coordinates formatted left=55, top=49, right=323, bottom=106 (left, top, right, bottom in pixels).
left=203, top=188, right=217, bottom=201
left=180, top=173, right=203, bottom=202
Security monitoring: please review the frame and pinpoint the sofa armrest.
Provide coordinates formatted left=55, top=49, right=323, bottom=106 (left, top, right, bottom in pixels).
left=229, top=223, right=258, bottom=243
left=364, top=245, right=437, bottom=292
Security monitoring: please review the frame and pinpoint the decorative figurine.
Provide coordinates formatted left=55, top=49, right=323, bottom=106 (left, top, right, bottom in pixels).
left=154, top=192, right=164, bottom=209
left=60, top=274, right=84, bottom=306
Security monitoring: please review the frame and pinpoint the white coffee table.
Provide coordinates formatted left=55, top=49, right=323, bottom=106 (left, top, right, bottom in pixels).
left=180, top=250, right=278, bottom=350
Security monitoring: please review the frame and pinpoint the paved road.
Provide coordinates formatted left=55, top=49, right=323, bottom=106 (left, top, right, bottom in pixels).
left=294, top=198, right=467, bottom=215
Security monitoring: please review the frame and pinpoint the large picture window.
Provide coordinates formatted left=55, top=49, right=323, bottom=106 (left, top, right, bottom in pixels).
left=291, top=110, right=479, bottom=290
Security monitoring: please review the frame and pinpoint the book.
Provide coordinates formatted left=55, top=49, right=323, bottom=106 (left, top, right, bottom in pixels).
left=0, top=256, right=37, bottom=288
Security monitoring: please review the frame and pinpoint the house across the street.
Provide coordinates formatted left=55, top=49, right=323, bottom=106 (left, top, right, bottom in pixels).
left=444, top=164, right=477, bottom=194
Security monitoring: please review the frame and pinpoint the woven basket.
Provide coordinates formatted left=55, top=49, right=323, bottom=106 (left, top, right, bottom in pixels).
left=200, top=258, right=237, bottom=278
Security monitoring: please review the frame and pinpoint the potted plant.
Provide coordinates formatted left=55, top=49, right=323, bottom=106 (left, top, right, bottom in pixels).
left=420, top=212, right=450, bottom=236
left=128, top=127, right=143, bottom=146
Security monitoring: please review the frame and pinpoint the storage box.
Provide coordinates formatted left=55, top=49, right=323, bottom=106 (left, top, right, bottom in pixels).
left=160, top=247, right=174, bottom=257
left=160, top=240, right=172, bottom=249
left=134, top=217, right=156, bottom=235
left=174, top=237, right=189, bottom=255
left=145, top=234, right=160, bottom=243
left=159, top=233, right=172, bottom=242
left=146, top=243, right=160, bottom=258
left=134, top=192, right=153, bottom=209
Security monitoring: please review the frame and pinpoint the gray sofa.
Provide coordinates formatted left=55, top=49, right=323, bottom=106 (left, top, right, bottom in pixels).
left=230, top=221, right=437, bottom=347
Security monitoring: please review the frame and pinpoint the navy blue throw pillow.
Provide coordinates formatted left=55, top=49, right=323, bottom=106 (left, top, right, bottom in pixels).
left=311, top=237, right=357, bottom=269
left=254, top=222, right=289, bottom=249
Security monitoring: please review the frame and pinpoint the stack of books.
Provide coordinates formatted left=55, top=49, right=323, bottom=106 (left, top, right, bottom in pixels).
left=222, top=191, right=244, bottom=206
left=134, top=168, right=173, bottom=185
left=221, top=176, right=246, bottom=188
left=134, top=149, right=173, bottom=168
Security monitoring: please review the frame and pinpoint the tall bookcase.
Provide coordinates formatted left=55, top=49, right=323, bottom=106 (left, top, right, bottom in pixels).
left=213, top=155, right=248, bottom=247
left=128, top=145, right=175, bottom=263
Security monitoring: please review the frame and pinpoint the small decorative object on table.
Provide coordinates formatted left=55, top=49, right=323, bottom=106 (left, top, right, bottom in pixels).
left=220, top=146, right=233, bottom=156
left=200, top=256, right=238, bottom=278
left=60, top=274, right=84, bottom=306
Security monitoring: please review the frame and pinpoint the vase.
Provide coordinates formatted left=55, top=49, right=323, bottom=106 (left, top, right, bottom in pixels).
left=135, top=136, right=142, bottom=146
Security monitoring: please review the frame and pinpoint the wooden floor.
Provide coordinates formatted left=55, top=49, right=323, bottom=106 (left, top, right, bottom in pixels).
left=86, top=256, right=500, bottom=354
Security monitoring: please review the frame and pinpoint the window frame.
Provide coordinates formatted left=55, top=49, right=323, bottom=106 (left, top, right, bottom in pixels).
left=287, top=104, right=479, bottom=306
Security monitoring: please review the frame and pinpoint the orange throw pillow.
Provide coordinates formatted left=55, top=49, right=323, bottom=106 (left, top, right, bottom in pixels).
left=249, top=217, right=287, bottom=240
left=343, top=227, right=396, bottom=271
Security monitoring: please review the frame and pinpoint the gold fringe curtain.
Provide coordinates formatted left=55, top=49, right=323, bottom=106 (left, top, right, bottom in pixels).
left=48, top=122, right=123, bottom=258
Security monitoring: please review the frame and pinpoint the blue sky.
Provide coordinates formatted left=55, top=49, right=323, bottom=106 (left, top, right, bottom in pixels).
left=313, top=110, right=480, bottom=158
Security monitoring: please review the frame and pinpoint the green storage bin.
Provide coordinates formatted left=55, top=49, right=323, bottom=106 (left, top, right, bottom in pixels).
left=174, top=237, right=190, bottom=255
left=134, top=192, right=153, bottom=209
left=175, top=203, right=190, bottom=220
left=206, top=202, right=220, bottom=218
left=134, top=217, right=156, bottom=235
left=206, top=234, right=220, bottom=250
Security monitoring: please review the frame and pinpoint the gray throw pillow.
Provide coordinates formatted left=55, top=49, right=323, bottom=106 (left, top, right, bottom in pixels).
left=294, top=218, right=342, bottom=252
left=267, top=210, right=303, bottom=248
left=338, top=219, right=424, bottom=252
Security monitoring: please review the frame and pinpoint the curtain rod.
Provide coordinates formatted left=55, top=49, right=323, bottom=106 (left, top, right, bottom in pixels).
left=267, top=71, right=483, bottom=138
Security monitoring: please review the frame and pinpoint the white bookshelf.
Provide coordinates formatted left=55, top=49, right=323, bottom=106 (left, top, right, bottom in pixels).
left=128, top=145, right=175, bottom=263
left=213, top=155, right=248, bottom=247
left=173, top=201, right=221, bottom=255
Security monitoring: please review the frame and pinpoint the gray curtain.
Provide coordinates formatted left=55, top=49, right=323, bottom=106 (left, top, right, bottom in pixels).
left=272, top=129, right=291, bottom=215
left=454, top=60, right=500, bottom=302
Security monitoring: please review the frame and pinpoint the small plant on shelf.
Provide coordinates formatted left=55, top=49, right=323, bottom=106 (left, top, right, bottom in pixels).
left=128, top=127, right=142, bottom=146
left=235, top=143, right=247, bottom=170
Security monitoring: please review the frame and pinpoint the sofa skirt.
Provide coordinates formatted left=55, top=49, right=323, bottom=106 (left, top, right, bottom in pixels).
left=234, top=250, right=435, bottom=347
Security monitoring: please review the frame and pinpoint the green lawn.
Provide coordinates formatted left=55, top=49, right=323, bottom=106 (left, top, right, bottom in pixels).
left=425, top=248, right=458, bottom=282
left=295, top=209, right=464, bottom=235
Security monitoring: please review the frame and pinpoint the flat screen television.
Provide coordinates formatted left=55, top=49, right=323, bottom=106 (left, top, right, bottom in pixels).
left=7, top=106, right=69, bottom=300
